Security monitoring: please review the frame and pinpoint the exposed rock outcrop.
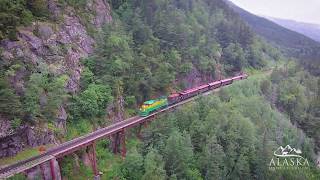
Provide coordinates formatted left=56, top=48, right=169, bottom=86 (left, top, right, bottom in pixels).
left=1, top=0, right=112, bottom=94
left=0, top=125, right=55, bottom=158
left=86, top=0, right=112, bottom=28
left=0, top=115, right=13, bottom=138
left=106, top=95, right=125, bottom=123
left=55, top=106, right=68, bottom=134
left=0, top=0, right=112, bottom=158
left=0, top=132, right=25, bottom=158
left=26, top=126, right=56, bottom=147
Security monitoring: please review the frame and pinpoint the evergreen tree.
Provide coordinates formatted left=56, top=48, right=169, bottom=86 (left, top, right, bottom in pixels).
left=0, top=77, right=22, bottom=119
left=203, top=135, right=225, bottom=180
left=163, top=131, right=195, bottom=179
left=120, top=149, right=144, bottom=180
left=142, top=149, right=167, bottom=180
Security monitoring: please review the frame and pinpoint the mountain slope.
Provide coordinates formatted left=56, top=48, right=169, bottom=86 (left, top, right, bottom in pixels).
left=267, top=17, right=320, bottom=42
left=226, top=1, right=320, bottom=75
left=0, top=0, right=279, bottom=160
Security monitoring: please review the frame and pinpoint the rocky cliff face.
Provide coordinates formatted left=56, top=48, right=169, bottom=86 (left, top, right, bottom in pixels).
left=0, top=0, right=112, bottom=158
left=0, top=126, right=55, bottom=158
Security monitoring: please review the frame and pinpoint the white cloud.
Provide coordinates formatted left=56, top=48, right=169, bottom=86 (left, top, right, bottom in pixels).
left=229, top=0, right=320, bottom=24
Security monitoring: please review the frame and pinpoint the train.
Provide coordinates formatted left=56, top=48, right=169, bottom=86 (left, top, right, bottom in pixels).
left=139, top=73, right=248, bottom=116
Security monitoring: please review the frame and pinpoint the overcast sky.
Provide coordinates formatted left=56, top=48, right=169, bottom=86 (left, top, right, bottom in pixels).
left=229, top=0, right=320, bottom=25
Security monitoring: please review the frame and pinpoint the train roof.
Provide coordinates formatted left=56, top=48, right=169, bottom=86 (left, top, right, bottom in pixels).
left=221, top=78, right=232, bottom=82
left=209, top=81, right=221, bottom=86
left=234, top=75, right=245, bottom=78
left=183, top=87, right=199, bottom=94
left=143, top=100, right=155, bottom=105
left=198, top=84, right=209, bottom=89
left=168, top=93, right=180, bottom=98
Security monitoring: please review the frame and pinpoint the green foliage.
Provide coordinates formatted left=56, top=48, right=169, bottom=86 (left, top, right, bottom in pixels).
left=8, top=174, right=27, bottom=180
left=72, top=84, right=112, bottom=120
left=26, top=0, right=49, bottom=18
left=269, top=65, right=320, bottom=153
left=81, top=0, right=277, bottom=107
left=11, top=118, right=22, bottom=129
left=0, top=0, right=51, bottom=40
left=80, top=67, right=94, bottom=89
left=23, top=73, right=44, bottom=118
left=163, top=130, right=195, bottom=179
left=202, top=135, right=225, bottom=180
left=223, top=43, right=246, bottom=73
left=119, top=149, right=144, bottom=179
left=60, top=155, right=93, bottom=179
left=65, top=119, right=93, bottom=140
left=62, top=0, right=87, bottom=8
left=24, top=72, right=69, bottom=122
left=0, top=0, right=33, bottom=40
left=0, top=77, right=22, bottom=119
left=142, top=149, right=166, bottom=180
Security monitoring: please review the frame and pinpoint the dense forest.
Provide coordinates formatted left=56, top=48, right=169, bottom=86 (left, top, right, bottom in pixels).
left=0, top=0, right=319, bottom=179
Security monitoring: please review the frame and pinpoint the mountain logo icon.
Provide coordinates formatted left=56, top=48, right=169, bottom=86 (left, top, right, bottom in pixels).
left=274, top=145, right=303, bottom=158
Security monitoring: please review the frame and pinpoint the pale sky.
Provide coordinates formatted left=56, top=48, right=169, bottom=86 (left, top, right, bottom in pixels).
left=229, top=0, right=320, bottom=25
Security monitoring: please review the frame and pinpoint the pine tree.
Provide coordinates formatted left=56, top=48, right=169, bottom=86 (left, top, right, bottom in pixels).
left=163, top=131, right=195, bottom=179
left=142, top=149, right=166, bottom=180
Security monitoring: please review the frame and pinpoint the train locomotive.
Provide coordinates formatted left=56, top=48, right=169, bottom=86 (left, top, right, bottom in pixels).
left=139, top=73, right=248, bottom=116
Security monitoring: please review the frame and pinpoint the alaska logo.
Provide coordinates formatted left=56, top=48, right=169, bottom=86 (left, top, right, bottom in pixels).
left=269, top=145, right=309, bottom=170
left=274, top=145, right=303, bottom=158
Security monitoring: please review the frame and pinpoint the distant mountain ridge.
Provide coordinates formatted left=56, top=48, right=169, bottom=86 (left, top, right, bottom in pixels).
left=226, top=0, right=320, bottom=75
left=266, top=17, right=320, bottom=42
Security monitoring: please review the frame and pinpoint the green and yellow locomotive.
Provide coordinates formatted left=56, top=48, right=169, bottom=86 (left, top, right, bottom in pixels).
left=139, top=97, right=168, bottom=116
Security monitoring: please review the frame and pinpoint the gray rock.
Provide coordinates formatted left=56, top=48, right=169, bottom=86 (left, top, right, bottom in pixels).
left=26, top=127, right=37, bottom=147
left=37, top=24, right=54, bottom=40
left=19, top=31, right=43, bottom=53
left=0, top=115, right=12, bottom=138
left=55, top=106, right=68, bottom=134
left=15, top=48, right=24, bottom=58
left=48, top=0, right=60, bottom=20
left=91, top=0, right=112, bottom=28
left=1, top=51, right=14, bottom=59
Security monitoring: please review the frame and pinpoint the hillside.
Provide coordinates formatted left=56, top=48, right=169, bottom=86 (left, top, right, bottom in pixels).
left=226, top=1, right=320, bottom=75
left=267, top=17, right=320, bottom=42
left=0, top=0, right=319, bottom=179
left=0, top=0, right=280, bottom=147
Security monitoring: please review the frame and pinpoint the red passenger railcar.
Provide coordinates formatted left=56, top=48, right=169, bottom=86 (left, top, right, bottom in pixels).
left=167, top=73, right=248, bottom=105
